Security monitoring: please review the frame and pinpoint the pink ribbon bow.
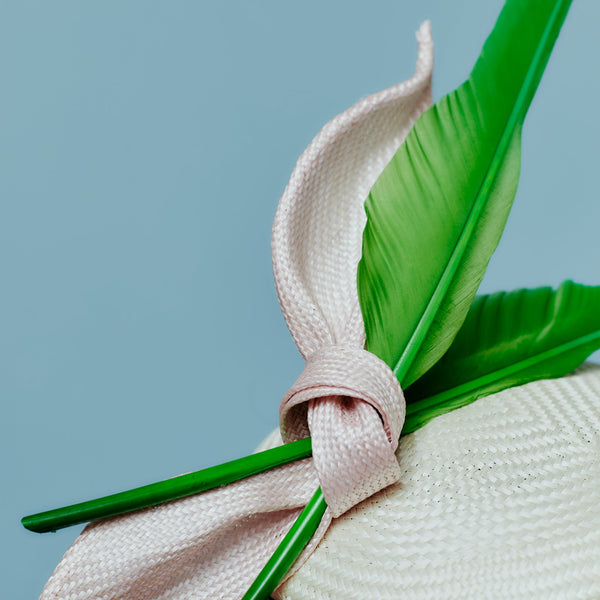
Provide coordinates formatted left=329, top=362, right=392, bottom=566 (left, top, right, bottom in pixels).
left=40, top=22, right=434, bottom=600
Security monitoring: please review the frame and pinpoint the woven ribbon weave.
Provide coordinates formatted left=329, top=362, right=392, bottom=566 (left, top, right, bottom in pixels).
left=40, top=22, right=434, bottom=600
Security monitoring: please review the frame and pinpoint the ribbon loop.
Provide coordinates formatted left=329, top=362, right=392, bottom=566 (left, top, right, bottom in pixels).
left=273, top=22, right=433, bottom=519
left=280, top=346, right=405, bottom=516
left=271, top=21, right=434, bottom=362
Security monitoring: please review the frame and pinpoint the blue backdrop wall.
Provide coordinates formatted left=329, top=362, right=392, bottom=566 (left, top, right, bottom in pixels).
left=2, top=1, right=599, bottom=597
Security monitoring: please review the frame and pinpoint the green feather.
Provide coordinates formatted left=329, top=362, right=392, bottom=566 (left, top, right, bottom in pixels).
left=403, top=281, right=600, bottom=433
left=358, top=0, right=572, bottom=387
left=242, top=1, right=576, bottom=595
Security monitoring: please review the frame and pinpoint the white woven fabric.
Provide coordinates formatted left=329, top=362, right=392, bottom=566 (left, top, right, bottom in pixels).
left=268, top=363, right=600, bottom=600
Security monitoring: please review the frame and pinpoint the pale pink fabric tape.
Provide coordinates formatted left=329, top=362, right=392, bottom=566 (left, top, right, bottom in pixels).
left=280, top=345, right=404, bottom=517
left=39, top=22, right=434, bottom=600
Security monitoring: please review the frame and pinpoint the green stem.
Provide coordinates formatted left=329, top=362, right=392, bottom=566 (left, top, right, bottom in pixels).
left=403, top=330, right=600, bottom=433
left=241, top=488, right=327, bottom=600
left=22, top=392, right=441, bottom=535
left=23, top=350, right=522, bottom=535
left=26, top=322, right=594, bottom=535
left=21, top=437, right=312, bottom=533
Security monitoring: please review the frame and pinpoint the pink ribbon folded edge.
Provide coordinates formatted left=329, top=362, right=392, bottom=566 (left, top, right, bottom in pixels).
left=40, top=22, right=434, bottom=600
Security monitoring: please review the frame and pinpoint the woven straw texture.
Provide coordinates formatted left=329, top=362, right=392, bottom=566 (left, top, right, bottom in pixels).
left=264, top=363, right=600, bottom=600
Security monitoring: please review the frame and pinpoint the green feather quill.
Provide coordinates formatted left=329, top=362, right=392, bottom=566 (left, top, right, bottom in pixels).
left=404, top=281, right=600, bottom=433
left=358, top=0, right=572, bottom=387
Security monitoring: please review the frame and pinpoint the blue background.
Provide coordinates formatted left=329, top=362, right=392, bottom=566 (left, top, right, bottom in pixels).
left=2, top=1, right=599, bottom=597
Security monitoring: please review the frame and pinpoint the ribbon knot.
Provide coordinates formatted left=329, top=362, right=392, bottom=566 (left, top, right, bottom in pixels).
left=280, top=345, right=405, bottom=516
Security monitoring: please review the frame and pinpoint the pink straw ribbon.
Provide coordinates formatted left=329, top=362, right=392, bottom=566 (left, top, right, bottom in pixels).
left=40, top=22, right=434, bottom=600
left=280, top=345, right=404, bottom=517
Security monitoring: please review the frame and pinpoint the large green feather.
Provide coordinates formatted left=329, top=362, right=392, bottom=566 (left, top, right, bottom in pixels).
left=403, top=281, right=600, bottom=433
left=358, top=0, right=572, bottom=387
